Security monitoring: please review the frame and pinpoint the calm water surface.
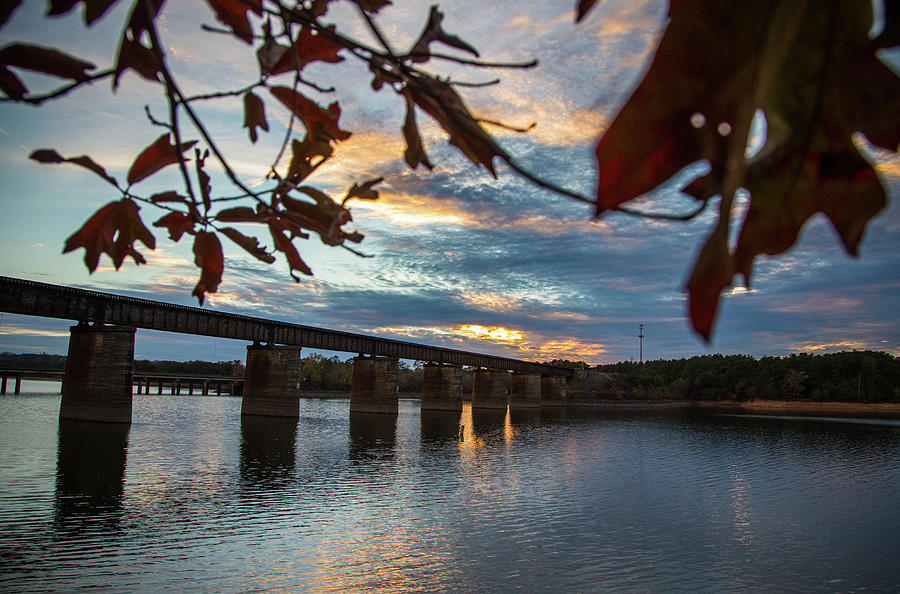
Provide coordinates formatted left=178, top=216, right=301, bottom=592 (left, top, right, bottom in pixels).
left=0, top=394, right=898, bottom=592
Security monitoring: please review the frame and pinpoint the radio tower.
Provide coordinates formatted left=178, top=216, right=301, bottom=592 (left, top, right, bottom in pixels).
left=638, top=324, right=644, bottom=364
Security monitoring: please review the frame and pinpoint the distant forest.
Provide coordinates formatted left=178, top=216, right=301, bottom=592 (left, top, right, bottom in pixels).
left=2, top=350, right=897, bottom=402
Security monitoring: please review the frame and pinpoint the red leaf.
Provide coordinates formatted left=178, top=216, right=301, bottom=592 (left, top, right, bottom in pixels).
left=404, top=79, right=508, bottom=175
left=114, top=36, right=161, bottom=86
left=29, top=148, right=119, bottom=187
left=63, top=199, right=155, bottom=272
left=47, top=0, right=121, bottom=25
left=408, top=5, right=478, bottom=62
left=270, top=86, right=351, bottom=143
left=191, top=231, right=224, bottom=305
left=575, top=0, right=599, bottom=23
left=1, top=1, right=22, bottom=29
left=269, top=222, right=312, bottom=281
left=215, top=206, right=265, bottom=222
left=0, top=65, right=26, bottom=98
left=343, top=178, right=383, bottom=204
left=242, top=91, right=268, bottom=143
left=221, top=227, right=275, bottom=263
left=268, top=25, right=344, bottom=75
left=285, top=133, right=333, bottom=183
left=153, top=212, right=195, bottom=242
left=686, top=222, right=733, bottom=342
left=127, top=134, right=198, bottom=185
left=195, top=148, right=211, bottom=212
left=0, top=43, right=95, bottom=80
left=205, top=0, right=262, bottom=44
left=402, top=92, right=432, bottom=170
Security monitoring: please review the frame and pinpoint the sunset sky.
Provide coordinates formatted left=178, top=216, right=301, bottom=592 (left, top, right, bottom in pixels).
left=1, top=0, right=898, bottom=365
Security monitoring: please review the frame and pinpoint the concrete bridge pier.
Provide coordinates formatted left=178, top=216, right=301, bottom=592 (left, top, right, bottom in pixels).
left=509, top=372, right=541, bottom=409
left=421, top=363, right=463, bottom=412
left=472, top=369, right=508, bottom=409
left=350, top=356, right=399, bottom=414
left=540, top=375, right=567, bottom=407
left=60, top=323, right=136, bottom=423
left=241, top=343, right=302, bottom=418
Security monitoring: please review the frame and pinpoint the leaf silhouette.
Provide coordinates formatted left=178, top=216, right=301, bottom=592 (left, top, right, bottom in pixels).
left=153, top=212, right=195, bottom=242
left=221, top=227, right=276, bottom=264
left=29, top=148, right=118, bottom=187
left=269, top=221, right=313, bottom=281
left=575, top=0, right=600, bottom=23
left=191, top=231, right=224, bottom=304
left=286, top=133, right=333, bottom=183
left=242, top=91, right=268, bottom=143
left=127, top=133, right=198, bottom=186
left=267, top=25, right=345, bottom=75
left=47, top=0, right=121, bottom=25
left=204, top=0, right=262, bottom=44
left=594, top=0, right=900, bottom=339
left=1, top=1, right=22, bottom=29
left=408, top=5, right=479, bottom=62
left=343, top=178, right=383, bottom=204
left=402, top=92, right=433, bottom=170
left=404, top=78, right=508, bottom=175
left=270, top=86, right=351, bottom=143
left=64, top=199, right=156, bottom=272
left=0, top=43, right=95, bottom=84
left=113, top=0, right=163, bottom=88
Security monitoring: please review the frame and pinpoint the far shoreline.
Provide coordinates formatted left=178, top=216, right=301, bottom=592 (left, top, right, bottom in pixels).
left=569, top=399, right=900, bottom=419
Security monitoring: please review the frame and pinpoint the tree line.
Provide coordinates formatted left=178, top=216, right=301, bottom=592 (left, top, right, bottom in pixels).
left=595, top=351, right=899, bottom=403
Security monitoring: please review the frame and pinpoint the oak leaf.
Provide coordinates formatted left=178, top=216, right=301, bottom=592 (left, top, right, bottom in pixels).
left=64, top=199, right=156, bottom=272
left=593, top=0, right=900, bottom=339
left=269, top=221, right=313, bottom=281
left=29, top=148, right=118, bottom=187
left=267, top=25, right=344, bottom=75
left=286, top=133, right=333, bottom=183
left=47, top=0, right=121, bottom=25
left=205, top=0, right=262, bottom=44
left=269, top=86, right=351, bottom=143
left=127, top=133, right=198, bottom=186
left=221, top=227, right=276, bottom=264
left=153, top=212, right=194, bottom=242
left=402, top=92, right=433, bottom=170
left=408, top=6, right=479, bottom=62
left=192, top=231, right=224, bottom=305
left=242, top=91, right=268, bottom=143
left=404, top=78, right=508, bottom=175
left=343, top=178, right=383, bottom=204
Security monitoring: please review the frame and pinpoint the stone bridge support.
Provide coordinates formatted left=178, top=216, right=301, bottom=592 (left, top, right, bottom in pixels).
left=60, top=323, right=136, bottom=423
left=421, top=364, right=463, bottom=412
left=350, top=356, right=399, bottom=414
left=472, top=369, right=508, bottom=409
left=241, top=343, right=302, bottom=417
left=509, top=372, right=541, bottom=409
left=540, top=375, right=567, bottom=407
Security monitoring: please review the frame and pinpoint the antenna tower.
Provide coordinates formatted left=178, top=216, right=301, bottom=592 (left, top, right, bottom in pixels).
left=638, top=324, right=644, bottom=364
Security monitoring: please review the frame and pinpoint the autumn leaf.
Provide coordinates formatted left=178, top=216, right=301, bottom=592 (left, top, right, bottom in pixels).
left=269, top=221, right=313, bottom=281
left=593, top=0, right=900, bottom=339
left=408, top=5, right=479, bottom=62
left=192, top=231, right=224, bottom=305
left=205, top=0, right=262, bottom=44
left=286, top=133, right=333, bottom=183
left=47, top=0, right=121, bottom=25
left=0, top=43, right=95, bottom=97
left=221, top=227, right=276, bottom=264
left=64, top=198, right=156, bottom=272
left=153, top=212, right=195, bottom=242
left=242, top=91, right=268, bottom=143
left=270, top=86, right=351, bottom=143
left=402, top=92, right=433, bottom=170
left=127, top=133, right=198, bottom=185
left=215, top=206, right=265, bottom=223
left=195, top=148, right=211, bottom=212
left=267, top=25, right=345, bottom=75
left=1, top=1, right=22, bottom=29
left=404, top=78, right=509, bottom=175
left=343, top=178, right=383, bottom=204
left=29, top=148, right=118, bottom=187
left=354, top=0, right=391, bottom=13
left=113, top=0, right=163, bottom=88
left=575, top=0, right=599, bottom=23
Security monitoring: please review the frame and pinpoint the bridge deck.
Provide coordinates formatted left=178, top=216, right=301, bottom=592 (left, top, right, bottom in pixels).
left=1, top=276, right=571, bottom=377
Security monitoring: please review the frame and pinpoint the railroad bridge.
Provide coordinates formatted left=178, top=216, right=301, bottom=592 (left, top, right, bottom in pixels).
left=1, top=276, right=575, bottom=423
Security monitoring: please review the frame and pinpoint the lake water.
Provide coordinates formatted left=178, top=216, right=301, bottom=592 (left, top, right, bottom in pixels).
left=0, top=394, right=898, bottom=592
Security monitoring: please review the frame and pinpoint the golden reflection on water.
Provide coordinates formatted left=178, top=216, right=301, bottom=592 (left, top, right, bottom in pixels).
left=457, top=402, right=486, bottom=453
left=729, top=464, right=753, bottom=545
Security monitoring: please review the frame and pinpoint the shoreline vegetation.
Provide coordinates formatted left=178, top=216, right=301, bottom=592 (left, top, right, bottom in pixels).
left=3, top=350, right=898, bottom=419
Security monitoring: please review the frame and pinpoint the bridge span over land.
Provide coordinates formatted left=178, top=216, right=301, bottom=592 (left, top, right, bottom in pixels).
left=1, top=276, right=576, bottom=422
